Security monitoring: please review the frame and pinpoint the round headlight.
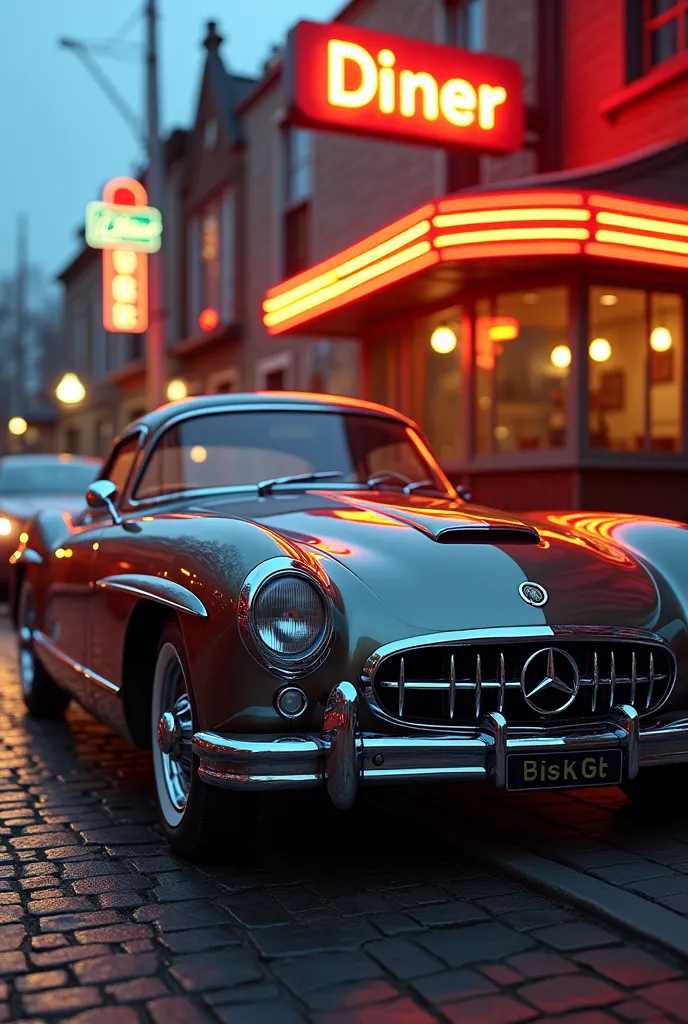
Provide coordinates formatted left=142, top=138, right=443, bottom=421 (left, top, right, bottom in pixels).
left=252, top=575, right=327, bottom=657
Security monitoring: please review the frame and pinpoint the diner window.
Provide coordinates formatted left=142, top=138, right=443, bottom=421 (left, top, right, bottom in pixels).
left=588, top=286, right=684, bottom=452
left=413, top=309, right=465, bottom=462
left=283, top=127, right=312, bottom=277
left=627, top=0, right=688, bottom=79
left=475, top=288, right=570, bottom=455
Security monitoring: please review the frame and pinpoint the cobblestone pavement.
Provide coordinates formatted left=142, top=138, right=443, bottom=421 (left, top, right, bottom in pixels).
left=0, top=608, right=687, bottom=1023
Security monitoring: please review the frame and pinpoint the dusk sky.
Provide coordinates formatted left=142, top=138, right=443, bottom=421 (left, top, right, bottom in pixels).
left=0, top=1, right=341, bottom=283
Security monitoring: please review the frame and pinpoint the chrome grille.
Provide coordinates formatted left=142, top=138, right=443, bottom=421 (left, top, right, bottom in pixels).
left=367, top=638, right=675, bottom=727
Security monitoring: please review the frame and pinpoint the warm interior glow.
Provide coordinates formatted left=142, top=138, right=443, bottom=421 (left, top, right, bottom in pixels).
left=199, top=307, right=220, bottom=332
left=551, top=344, right=572, bottom=369
left=430, top=325, right=457, bottom=354
left=8, top=417, right=28, bottom=436
left=166, top=379, right=188, bottom=402
left=55, top=373, right=86, bottom=405
left=488, top=318, right=519, bottom=342
left=189, top=445, right=208, bottom=464
left=599, top=293, right=618, bottom=306
left=0, top=518, right=13, bottom=536
left=650, top=326, right=672, bottom=352
left=589, top=338, right=612, bottom=363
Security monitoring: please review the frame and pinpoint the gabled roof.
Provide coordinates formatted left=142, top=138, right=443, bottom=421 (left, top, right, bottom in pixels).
left=200, top=21, right=256, bottom=146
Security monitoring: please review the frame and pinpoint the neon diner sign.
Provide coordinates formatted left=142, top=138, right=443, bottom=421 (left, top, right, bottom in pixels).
left=287, top=21, right=524, bottom=153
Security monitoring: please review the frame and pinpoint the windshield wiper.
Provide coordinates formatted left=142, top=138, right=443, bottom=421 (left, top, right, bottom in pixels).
left=257, top=471, right=344, bottom=496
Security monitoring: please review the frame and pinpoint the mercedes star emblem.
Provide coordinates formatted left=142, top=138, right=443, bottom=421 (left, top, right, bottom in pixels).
left=520, top=647, right=580, bottom=715
left=519, top=581, right=549, bottom=607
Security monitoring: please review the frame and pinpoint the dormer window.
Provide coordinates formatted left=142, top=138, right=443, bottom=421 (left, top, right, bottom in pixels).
left=204, top=118, right=218, bottom=150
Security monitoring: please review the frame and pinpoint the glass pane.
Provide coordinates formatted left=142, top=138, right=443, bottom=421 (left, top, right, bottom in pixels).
left=650, top=19, right=678, bottom=65
left=651, top=0, right=678, bottom=16
left=650, top=293, right=683, bottom=451
left=493, top=288, right=569, bottom=452
left=588, top=287, right=646, bottom=451
left=412, top=308, right=464, bottom=462
left=474, top=298, right=492, bottom=454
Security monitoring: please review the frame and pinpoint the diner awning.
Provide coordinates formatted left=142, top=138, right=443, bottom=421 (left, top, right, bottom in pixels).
left=263, top=189, right=688, bottom=337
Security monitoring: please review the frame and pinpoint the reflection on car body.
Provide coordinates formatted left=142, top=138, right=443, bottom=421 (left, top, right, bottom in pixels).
left=9, top=393, right=688, bottom=860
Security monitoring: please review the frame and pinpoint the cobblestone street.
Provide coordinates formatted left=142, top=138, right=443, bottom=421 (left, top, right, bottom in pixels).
left=0, top=607, right=687, bottom=1023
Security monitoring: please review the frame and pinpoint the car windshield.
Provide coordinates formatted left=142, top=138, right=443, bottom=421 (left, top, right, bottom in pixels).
left=134, top=410, right=451, bottom=500
left=0, top=461, right=98, bottom=495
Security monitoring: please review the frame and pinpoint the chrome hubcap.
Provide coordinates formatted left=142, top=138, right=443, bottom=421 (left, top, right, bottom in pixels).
left=157, top=665, right=193, bottom=815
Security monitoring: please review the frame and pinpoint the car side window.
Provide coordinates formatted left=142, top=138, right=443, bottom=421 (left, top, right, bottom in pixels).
left=101, top=435, right=141, bottom=498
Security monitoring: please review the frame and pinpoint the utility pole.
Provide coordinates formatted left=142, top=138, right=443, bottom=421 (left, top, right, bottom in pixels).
left=14, top=216, right=28, bottom=424
left=145, top=0, right=166, bottom=411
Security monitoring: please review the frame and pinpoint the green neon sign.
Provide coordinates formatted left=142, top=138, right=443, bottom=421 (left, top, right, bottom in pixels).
left=85, top=201, right=163, bottom=253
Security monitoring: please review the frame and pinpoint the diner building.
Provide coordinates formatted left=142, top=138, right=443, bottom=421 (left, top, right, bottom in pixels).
left=243, top=0, right=688, bottom=518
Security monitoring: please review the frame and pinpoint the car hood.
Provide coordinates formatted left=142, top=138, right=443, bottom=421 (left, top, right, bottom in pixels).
left=0, top=493, right=85, bottom=522
left=197, top=491, right=663, bottom=633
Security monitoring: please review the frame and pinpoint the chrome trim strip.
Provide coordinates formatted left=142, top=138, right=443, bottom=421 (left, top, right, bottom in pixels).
left=611, top=705, right=640, bottom=780
left=34, top=631, right=119, bottom=694
left=398, top=656, right=405, bottom=718
left=647, top=652, right=655, bottom=710
left=449, top=654, right=456, bottom=721
left=95, top=574, right=208, bottom=618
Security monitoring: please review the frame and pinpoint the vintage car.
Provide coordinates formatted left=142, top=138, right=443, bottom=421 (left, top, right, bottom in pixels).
left=9, top=393, right=688, bottom=859
left=0, top=454, right=100, bottom=597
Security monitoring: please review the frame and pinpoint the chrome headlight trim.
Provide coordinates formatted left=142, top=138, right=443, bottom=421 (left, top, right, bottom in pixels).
left=238, top=557, right=334, bottom=679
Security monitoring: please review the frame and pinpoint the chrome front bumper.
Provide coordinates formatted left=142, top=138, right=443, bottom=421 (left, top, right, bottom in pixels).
left=191, top=682, right=688, bottom=809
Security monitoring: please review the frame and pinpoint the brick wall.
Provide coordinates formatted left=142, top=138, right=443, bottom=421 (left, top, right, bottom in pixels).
left=562, top=0, right=688, bottom=168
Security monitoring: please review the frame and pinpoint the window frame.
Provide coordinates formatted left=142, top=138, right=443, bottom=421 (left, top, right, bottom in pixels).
left=281, top=124, right=313, bottom=277
left=642, top=0, right=687, bottom=73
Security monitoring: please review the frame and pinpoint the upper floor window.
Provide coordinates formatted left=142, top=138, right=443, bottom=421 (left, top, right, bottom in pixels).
left=627, top=0, right=688, bottom=79
left=204, top=118, right=218, bottom=150
left=445, top=0, right=486, bottom=50
left=187, top=188, right=236, bottom=333
left=282, top=127, right=313, bottom=277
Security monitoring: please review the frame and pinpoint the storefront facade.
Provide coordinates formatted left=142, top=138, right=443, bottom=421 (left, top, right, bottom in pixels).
left=254, top=0, right=688, bottom=518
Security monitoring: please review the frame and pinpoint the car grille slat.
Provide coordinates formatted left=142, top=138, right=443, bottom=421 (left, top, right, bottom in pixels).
left=370, top=638, right=674, bottom=727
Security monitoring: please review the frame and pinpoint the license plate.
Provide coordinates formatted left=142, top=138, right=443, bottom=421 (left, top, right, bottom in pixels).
left=506, top=749, right=623, bottom=792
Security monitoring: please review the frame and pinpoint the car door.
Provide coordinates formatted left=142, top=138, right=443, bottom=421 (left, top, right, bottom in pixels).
left=83, top=430, right=145, bottom=696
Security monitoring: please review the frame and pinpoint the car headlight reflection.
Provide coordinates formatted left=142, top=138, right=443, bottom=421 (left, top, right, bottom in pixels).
left=0, top=518, right=14, bottom=537
left=254, top=576, right=327, bottom=657
left=239, top=560, right=334, bottom=678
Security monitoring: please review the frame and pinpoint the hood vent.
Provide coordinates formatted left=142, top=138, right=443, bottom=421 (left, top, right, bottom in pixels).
left=436, top=526, right=540, bottom=545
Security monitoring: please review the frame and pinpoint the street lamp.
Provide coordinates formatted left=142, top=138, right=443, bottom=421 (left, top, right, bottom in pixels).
left=56, top=373, right=87, bottom=405
left=8, top=417, right=28, bottom=437
left=166, top=379, right=188, bottom=402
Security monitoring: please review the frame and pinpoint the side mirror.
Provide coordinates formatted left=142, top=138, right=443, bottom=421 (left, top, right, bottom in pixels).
left=86, top=479, right=121, bottom=526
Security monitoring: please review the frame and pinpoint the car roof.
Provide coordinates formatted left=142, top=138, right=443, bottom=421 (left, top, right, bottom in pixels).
left=126, top=391, right=419, bottom=435
left=0, top=454, right=100, bottom=466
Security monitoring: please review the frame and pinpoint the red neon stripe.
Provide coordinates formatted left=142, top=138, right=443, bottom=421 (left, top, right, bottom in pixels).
left=265, top=203, right=436, bottom=300
left=437, top=241, right=583, bottom=261
left=589, top=194, right=688, bottom=224
left=265, top=250, right=440, bottom=335
left=585, top=241, right=688, bottom=271
left=436, top=191, right=586, bottom=214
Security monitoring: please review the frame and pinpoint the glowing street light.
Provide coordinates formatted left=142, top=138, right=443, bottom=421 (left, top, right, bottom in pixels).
left=8, top=417, right=28, bottom=437
left=166, top=379, right=188, bottom=402
left=430, top=326, right=457, bottom=354
left=56, top=373, right=86, bottom=405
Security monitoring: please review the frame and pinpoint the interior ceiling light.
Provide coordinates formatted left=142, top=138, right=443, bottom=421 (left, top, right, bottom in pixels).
left=522, top=292, right=539, bottom=305
left=589, top=338, right=612, bottom=363
left=430, top=325, right=457, bottom=354
left=599, top=293, right=618, bottom=306
left=550, top=345, right=572, bottom=369
left=650, top=327, right=672, bottom=352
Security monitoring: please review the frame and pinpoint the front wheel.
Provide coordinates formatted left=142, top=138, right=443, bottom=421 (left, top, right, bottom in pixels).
left=151, top=621, right=255, bottom=862
left=17, top=582, right=70, bottom=718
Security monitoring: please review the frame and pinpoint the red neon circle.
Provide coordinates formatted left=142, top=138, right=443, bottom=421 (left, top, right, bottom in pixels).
left=199, top=307, right=220, bottom=332
left=113, top=187, right=136, bottom=206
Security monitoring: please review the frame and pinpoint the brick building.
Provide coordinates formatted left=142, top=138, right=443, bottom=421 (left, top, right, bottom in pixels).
left=251, top=0, right=688, bottom=517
